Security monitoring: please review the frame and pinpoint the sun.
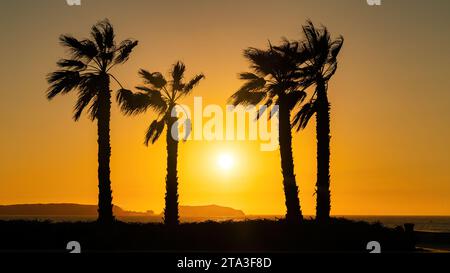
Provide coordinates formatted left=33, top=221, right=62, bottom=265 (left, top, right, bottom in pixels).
left=217, top=153, right=234, bottom=171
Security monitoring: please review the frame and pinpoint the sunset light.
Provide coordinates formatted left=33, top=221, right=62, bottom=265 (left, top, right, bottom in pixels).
left=0, top=0, right=449, bottom=259
left=217, top=153, right=235, bottom=171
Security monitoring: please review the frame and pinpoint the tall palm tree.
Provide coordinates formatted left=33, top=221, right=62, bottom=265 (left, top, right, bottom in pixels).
left=292, top=20, right=344, bottom=221
left=117, top=61, right=204, bottom=226
left=229, top=41, right=307, bottom=222
left=46, top=19, right=138, bottom=224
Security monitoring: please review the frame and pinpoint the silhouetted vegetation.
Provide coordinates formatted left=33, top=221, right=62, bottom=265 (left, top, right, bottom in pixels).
left=229, top=41, right=305, bottom=223
left=292, top=21, right=344, bottom=221
left=45, top=18, right=344, bottom=227
left=230, top=20, right=344, bottom=222
left=117, top=62, right=204, bottom=226
left=0, top=218, right=417, bottom=252
left=46, top=19, right=138, bottom=224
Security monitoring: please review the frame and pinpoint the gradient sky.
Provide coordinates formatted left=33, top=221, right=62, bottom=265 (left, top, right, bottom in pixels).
left=0, top=0, right=449, bottom=215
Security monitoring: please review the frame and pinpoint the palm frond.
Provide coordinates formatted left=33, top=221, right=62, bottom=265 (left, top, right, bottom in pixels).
left=78, top=72, right=104, bottom=91
left=114, top=40, right=138, bottom=64
left=299, top=20, right=344, bottom=87
left=135, top=85, right=159, bottom=93
left=243, top=47, right=274, bottom=77
left=229, top=89, right=267, bottom=106
left=145, top=119, right=166, bottom=145
left=330, top=35, right=344, bottom=59
left=101, top=19, right=115, bottom=50
left=87, top=95, right=99, bottom=121
left=117, top=88, right=167, bottom=115
left=229, top=74, right=267, bottom=106
left=74, top=73, right=105, bottom=120
left=302, top=20, right=319, bottom=50
left=59, top=35, right=98, bottom=60
left=57, top=59, right=87, bottom=70
left=273, top=40, right=303, bottom=70
left=286, top=90, right=307, bottom=110
left=239, top=72, right=260, bottom=80
left=182, top=74, right=205, bottom=95
left=139, top=69, right=167, bottom=89
left=91, top=20, right=114, bottom=50
left=90, top=23, right=105, bottom=53
left=323, top=62, right=338, bottom=81
left=255, top=97, right=277, bottom=121
left=239, top=76, right=267, bottom=93
left=73, top=88, right=97, bottom=121
left=315, top=30, right=332, bottom=68
left=99, top=51, right=115, bottom=66
left=116, top=88, right=152, bottom=115
left=171, top=61, right=186, bottom=91
left=146, top=89, right=168, bottom=114
left=46, top=70, right=82, bottom=99
left=232, top=40, right=309, bottom=108
left=292, top=99, right=317, bottom=131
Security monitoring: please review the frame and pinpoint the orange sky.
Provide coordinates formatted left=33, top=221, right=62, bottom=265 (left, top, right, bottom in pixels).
left=0, top=0, right=449, bottom=215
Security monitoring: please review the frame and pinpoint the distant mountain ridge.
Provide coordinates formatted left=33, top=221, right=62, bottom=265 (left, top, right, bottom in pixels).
left=168, top=205, right=245, bottom=218
left=0, top=203, right=245, bottom=218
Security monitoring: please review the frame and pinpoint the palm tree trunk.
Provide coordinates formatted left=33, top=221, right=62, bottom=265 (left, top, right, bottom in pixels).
left=278, top=103, right=303, bottom=222
left=164, top=116, right=180, bottom=226
left=97, top=74, right=114, bottom=224
left=315, top=81, right=331, bottom=221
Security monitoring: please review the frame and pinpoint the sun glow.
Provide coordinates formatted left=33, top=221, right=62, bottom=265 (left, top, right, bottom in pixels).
left=217, top=153, right=234, bottom=171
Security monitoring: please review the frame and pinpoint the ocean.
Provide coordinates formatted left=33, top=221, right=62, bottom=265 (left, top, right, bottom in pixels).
left=1, top=215, right=450, bottom=233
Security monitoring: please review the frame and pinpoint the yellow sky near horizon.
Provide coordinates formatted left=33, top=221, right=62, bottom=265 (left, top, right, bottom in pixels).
left=0, top=0, right=449, bottom=216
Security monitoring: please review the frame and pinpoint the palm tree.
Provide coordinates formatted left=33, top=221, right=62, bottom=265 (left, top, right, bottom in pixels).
left=46, top=19, right=138, bottom=224
left=292, top=20, right=344, bottom=221
left=117, top=61, right=204, bottom=226
left=229, top=41, right=307, bottom=222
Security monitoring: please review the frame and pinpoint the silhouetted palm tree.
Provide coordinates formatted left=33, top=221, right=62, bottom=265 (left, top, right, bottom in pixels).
left=229, top=41, right=307, bottom=222
left=292, top=20, right=344, bottom=221
left=117, top=62, right=204, bottom=226
left=46, top=19, right=138, bottom=224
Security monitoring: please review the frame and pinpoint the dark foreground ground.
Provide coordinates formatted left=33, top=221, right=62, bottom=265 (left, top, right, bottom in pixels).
left=0, top=218, right=418, bottom=253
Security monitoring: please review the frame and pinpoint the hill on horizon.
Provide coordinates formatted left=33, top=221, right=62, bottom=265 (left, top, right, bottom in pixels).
left=0, top=203, right=245, bottom=219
